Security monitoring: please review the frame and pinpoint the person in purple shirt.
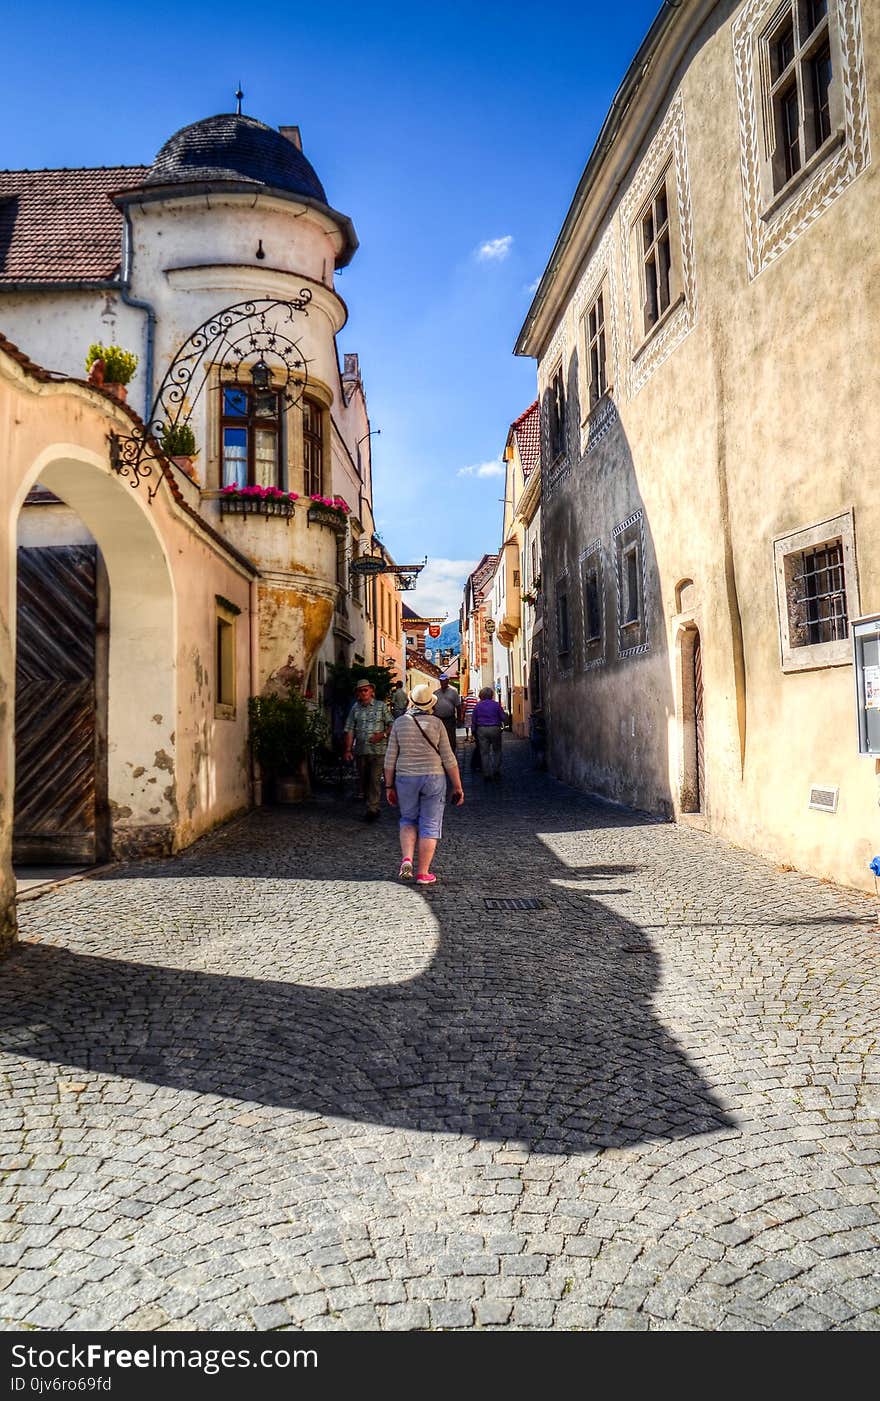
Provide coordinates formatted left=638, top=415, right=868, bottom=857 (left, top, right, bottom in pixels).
left=472, top=687, right=506, bottom=781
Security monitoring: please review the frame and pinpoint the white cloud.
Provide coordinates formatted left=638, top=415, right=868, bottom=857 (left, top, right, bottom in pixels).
left=407, top=558, right=477, bottom=620
left=457, top=458, right=504, bottom=479
left=525, top=277, right=540, bottom=293
left=476, top=235, right=513, bottom=262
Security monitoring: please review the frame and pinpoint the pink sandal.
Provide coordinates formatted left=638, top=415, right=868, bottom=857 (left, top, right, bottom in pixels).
left=416, top=872, right=437, bottom=885
left=398, top=859, right=413, bottom=880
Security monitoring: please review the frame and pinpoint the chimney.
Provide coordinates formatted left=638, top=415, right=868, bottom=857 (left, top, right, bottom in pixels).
left=279, top=125, right=302, bottom=150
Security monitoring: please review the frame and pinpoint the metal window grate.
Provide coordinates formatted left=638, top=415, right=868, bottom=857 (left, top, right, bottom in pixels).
left=808, top=784, right=838, bottom=813
left=484, top=897, right=544, bottom=911
left=799, top=542, right=847, bottom=644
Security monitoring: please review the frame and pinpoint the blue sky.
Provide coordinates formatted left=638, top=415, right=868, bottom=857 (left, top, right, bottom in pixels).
left=4, top=0, right=660, bottom=617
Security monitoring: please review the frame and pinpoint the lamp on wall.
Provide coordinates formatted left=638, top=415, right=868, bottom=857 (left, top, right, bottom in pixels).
left=250, top=358, right=272, bottom=391
left=107, top=296, right=312, bottom=503
left=250, top=357, right=276, bottom=416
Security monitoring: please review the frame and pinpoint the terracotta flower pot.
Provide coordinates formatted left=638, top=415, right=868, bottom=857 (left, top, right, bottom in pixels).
left=104, top=382, right=128, bottom=403
left=171, top=455, right=199, bottom=483
left=273, top=764, right=312, bottom=803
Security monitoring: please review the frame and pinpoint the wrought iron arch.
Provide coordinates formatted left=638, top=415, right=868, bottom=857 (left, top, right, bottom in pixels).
left=108, top=295, right=313, bottom=502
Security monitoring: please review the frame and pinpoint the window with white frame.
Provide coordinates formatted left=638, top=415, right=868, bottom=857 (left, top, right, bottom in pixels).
left=623, top=544, right=641, bottom=625
left=773, top=510, right=859, bottom=672
left=620, top=94, right=695, bottom=391
left=761, top=0, right=840, bottom=199
left=220, top=383, right=281, bottom=489
left=639, top=174, right=676, bottom=336
left=555, top=577, right=571, bottom=657
left=548, top=363, right=566, bottom=462
left=581, top=543, right=605, bottom=668
left=583, top=285, right=609, bottom=410
left=614, top=512, right=649, bottom=656
left=733, top=0, right=867, bottom=280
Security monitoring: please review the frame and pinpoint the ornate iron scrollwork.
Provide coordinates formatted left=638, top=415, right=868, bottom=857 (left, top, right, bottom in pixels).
left=108, top=295, right=313, bottom=503
left=348, top=556, right=427, bottom=591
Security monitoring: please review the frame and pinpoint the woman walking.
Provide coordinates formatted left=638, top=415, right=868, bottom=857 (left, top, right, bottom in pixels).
left=472, top=686, right=506, bottom=780
left=384, top=683, right=464, bottom=885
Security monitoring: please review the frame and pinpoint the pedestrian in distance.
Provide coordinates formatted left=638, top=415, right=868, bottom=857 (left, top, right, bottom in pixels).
left=472, top=686, right=506, bottom=780
left=432, top=673, right=462, bottom=753
left=342, top=679, right=393, bottom=822
left=384, top=683, right=464, bottom=885
left=461, top=691, right=478, bottom=742
left=390, top=679, right=409, bottom=719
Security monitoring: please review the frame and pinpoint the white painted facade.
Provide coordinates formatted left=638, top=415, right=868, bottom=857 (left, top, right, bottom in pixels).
left=489, top=556, right=512, bottom=713
left=0, top=119, right=381, bottom=691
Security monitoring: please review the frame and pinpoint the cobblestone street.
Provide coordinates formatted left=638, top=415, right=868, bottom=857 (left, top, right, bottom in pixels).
left=1, top=739, right=879, bottom=1332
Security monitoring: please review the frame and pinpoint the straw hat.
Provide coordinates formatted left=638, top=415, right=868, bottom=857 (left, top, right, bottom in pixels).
left=409, top=683, right=436, bottom=712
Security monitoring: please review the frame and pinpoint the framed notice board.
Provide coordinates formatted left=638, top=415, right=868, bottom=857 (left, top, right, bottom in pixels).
left=852, top=613, right=880, bottom=755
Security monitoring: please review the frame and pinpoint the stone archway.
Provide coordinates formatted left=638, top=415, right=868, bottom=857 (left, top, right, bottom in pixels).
left=10, top=450, right=177, bottom=864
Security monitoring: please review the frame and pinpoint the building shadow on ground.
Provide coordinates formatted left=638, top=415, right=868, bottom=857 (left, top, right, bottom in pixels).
left=0, top=749, right=736, bottom=1154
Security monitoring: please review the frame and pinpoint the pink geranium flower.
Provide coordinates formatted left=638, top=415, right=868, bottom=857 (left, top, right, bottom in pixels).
left=221, top=483, right=299, bottom=502
left=309, top=494, right=351, bottom=514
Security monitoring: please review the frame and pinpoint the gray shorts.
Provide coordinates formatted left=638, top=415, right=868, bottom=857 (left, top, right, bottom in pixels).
left=395, top=773, right=447, bottom=838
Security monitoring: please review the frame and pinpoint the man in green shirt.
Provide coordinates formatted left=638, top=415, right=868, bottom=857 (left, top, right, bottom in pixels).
left=343, top=679, right=393, bottom=822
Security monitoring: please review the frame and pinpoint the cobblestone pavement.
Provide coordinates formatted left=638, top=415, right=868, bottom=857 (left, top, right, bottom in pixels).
left=2, top=740, right=880, bottom=1332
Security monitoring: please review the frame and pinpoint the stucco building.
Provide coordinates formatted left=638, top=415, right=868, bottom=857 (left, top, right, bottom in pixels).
left=496, top=402, right=541, bottom=735
left=460, top=554, right=498, bottom=698
left=0, top=110, right=412, bottom=950
left=402, top=605, right=445, bottom=692
left=516, top=0, right=879, bottom=890
left=0, top=333, right=260, bottom=950
left=0, top=111, right=384, bottom=696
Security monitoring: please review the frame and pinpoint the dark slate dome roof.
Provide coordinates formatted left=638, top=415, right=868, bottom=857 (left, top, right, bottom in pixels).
left=145, top=114, right=327, bottom=202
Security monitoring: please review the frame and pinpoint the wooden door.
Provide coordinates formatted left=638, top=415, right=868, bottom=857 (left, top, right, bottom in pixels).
left=693, top=629, right=705, bottom=812
left=13, top=545, right=103, bottom=864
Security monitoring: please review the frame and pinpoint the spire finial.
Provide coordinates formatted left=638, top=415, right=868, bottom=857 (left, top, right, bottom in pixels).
left=235, top=82, right=244, bottom=116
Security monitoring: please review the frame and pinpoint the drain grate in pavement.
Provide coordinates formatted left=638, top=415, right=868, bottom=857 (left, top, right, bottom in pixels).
left=484, top=897, right=544, bottom=911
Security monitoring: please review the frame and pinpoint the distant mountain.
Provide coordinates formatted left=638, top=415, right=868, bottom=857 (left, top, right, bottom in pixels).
left=437, top=620, right=460, bottom=653
left=420, top=619, right=460, bottom=669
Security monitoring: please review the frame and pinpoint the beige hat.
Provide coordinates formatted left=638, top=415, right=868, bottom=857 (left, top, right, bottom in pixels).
left=409, top=683, right=436, bottom=711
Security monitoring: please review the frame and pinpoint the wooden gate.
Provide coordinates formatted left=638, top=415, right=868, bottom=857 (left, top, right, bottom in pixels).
left=13, top=544, right=107, bottom=864
left=693, top=628, right=705, bottom=812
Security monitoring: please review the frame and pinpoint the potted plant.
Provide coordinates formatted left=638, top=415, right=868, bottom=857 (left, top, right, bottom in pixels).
left=248, top=683, right=328, bottom=802
left=85, top=343, right=138, bottom=402
left=326, top=660, right=396, bottom=703
left=219, top=483, right=299, bottom=519
left=307, top=494, right=351, bottom=530
left=160, top=422, right=199, bottom=481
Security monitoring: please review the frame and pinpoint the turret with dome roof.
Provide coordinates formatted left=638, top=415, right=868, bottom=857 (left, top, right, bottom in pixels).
left=121, top=111, right=358, bottom=268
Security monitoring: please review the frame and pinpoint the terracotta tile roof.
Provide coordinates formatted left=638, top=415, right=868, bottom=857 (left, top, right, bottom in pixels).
left=512, top=400, right=540, bottom=479
left=406, top=648, right=443, bottom=680
left=0, top=166, right=147, bottom=285
left=469, top=553, right=499, bottom=593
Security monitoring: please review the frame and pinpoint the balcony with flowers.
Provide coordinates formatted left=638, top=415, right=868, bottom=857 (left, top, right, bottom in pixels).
left=210, top=483, right=352, bottom=591
left=219, top=483, right=299, bottom=521
left=307, top=494, right=351, bottom=532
